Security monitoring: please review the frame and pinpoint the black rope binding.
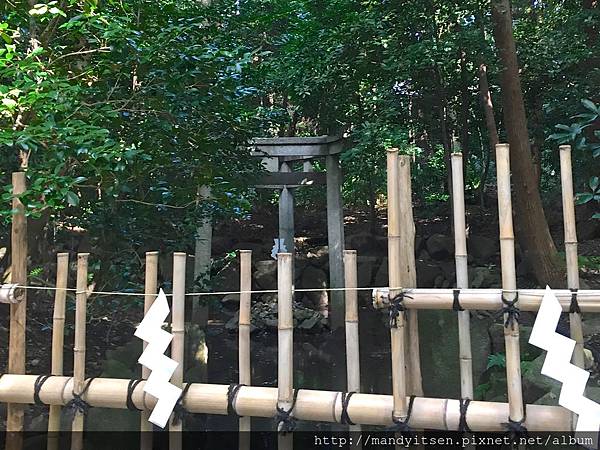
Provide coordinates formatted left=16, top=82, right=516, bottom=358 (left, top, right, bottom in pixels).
left=339, top=392, right=355, bottom=426
left=388, top=395, right=416, bottom=436
left=569, top=288, right=581, bottom=314
left=227, top=383, right=245, bottom=417
left=126, top=379, right=143, bottom=411
left=502, top=417, right=528, bottom=440
left=33, top=374, right=52, bottom=406
left=500, top=293, right=520, bottom=329
left=65, top=377, right=95, bottom=417
left=275, top=389, right=300, bottom=434
left=453, top=289, right=464, bottom=312
left=458, top=398, right=472, bottom=433
left=389, top=291, right=412, bottom=328
left=172, top=383, right=192, bottom=426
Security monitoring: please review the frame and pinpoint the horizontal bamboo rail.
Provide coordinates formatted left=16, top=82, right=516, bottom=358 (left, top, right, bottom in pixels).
left=0, top=375, right=572, bottom=432
left=372, top=288, right=600, bottom=312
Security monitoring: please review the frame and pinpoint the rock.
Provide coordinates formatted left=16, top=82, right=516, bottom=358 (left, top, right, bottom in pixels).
left=468, top=235, right=498, bottom=263
left=469, top=266, right=499, bottom=288
left=416, top=260, right=443, bottom=287
left=357, top=256, right=378, bottom=287
left=346, top=233, right=382, bottom=256
left=534, top=391, right=559, bottom=406
left=254, top=260, right=277, bottom=290
left=221, top=293, right=240, bottom=312
left=425, top=234, right=454, bottom=260
left=586, top=387, right=600, bottom=403
left=584, top=348, right=595, bottom=370
left=221, top=293, right=240, bottom=304
left=299, top=265, right=328, bottom=307
left=439, top=261, right=456, bottom=282
left=582, top=316, right=600, bottom=336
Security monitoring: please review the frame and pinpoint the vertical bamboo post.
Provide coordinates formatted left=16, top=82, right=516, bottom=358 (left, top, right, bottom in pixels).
left=397, top=154, right=423, bottom=396
left=238, top=250, right=252, bottom=450
left=71, top=253, right=89, bottom=450
left=170, top=252, right=186, bottom=450
left=495, top=144, right=525, bottom=424
left=450, top=154, right=474, bottom=399
left=386, top=149, right=408, bottom=421
left=140, top=251, right=158, bottom=450
left=559, top=145, right=585, bottom=371
left=343, top=250, right=362, bottom=444
left=47, top=253, right=69, bottom=450
left=6, top=172, right=27, bottom=450
left=277, top=253, right=293, bottom=450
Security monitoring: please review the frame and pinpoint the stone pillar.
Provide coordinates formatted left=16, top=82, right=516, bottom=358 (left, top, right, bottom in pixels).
left=278, top=162, right=294, bottom=254
left=326, top=154, right=345, bottom=329
left=193, top=185, right=212, bottom=326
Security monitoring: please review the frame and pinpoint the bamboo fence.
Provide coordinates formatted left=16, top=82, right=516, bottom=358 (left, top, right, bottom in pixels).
left=0, top=144, right=594, bottom=449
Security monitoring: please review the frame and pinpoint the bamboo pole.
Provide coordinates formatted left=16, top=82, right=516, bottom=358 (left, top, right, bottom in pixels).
left=71, top=253, right=89, bottom=450
left=0, top=375, right=573, bottom=432
left=397, top=154, right=423, bottom=396
left=277, top=252, right=293, bottom=450
left=238, top=250, right=252, bottom=450
left=451, top=154, right=474, bottom=400
left=170, top=252, right=186, bottom=449
left=559, top=146, right=585, bottom=369
left=6, top=171, right=27, bottom=450
left=48, top=253, right=69, bottom=450
left=343, top=250, right=362, bottom=444
left=386, top=149, right=408, bottom=421
left=371, top=288, right=600, bottom=312
left=495, top=143, right=524, bottom=424
left=140, top=251, right=158, bottom=450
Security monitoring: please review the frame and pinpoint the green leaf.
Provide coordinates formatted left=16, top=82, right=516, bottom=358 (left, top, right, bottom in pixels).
left=576, top=193, right=594, bottom=205
left=590, top=176, right=599, bottom=193
left=582, top=99, right=598, bottom=114
left=65, top=191, right=79, bottom=206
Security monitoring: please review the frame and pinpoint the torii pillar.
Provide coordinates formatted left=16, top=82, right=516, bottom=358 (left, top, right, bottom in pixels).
left=251, top=136, right=346, bottom=329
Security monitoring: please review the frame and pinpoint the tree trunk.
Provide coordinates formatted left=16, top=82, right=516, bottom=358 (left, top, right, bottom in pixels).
left=458, top=49, right=471, bottom=173
left=477, top=62, right=498, bottom=208
left=491, top=0, right=564, bottom=286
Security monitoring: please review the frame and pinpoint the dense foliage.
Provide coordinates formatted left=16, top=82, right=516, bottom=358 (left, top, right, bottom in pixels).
left=0, top=0, right=598, bottom=284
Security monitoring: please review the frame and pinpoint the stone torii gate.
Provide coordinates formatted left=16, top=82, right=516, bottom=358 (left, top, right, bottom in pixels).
left=251, top=136, right=346, bottom=329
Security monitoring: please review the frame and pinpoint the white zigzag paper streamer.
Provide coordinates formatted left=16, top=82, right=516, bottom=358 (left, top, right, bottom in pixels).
left=529, top=286, right=600, bottom=432
left=134, top=289, right=182, bottom=428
